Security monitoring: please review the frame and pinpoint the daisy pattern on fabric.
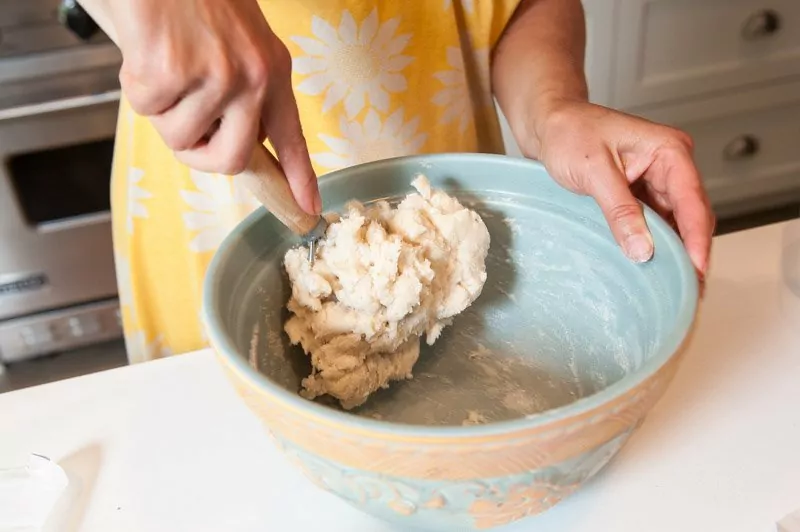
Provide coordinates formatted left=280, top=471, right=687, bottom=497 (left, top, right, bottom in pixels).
left=311, top=108, right=427, bottom=171
left=443, top=0, right=475, bottom=13
left=180, top=170, right=260, bottom=253
left=126, top=167, right=152, bottom=234
left=291, top=9, right=414, bottom=118
left=125, top=331, right=172, bottom=364
left=432, top=47, right=491, bottom=132
left=113, top=252, right=132, bottom=309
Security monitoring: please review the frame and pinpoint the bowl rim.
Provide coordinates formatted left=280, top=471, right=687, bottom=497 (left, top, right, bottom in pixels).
left=202, top=152, right=699, bottom=438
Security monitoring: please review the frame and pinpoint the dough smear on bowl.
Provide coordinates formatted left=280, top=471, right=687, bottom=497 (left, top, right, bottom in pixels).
left=283, top=175, right=490, bottom=409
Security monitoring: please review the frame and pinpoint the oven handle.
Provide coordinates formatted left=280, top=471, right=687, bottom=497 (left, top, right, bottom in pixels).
left=0, top=90, right=121, bottom=122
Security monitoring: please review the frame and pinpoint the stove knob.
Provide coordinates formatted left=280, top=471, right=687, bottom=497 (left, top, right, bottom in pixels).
left=58, top=0, right=100, bottom=41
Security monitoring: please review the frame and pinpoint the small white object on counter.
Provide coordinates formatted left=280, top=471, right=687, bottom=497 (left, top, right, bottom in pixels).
left=779, top=509, right=800, bottom=532
left=1, top=220, right=799, bottom=532
left=0, top=454, right=68, bottom=532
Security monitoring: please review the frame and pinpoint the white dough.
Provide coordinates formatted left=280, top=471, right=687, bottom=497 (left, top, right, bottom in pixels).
left=283, top=175, right=490, bottom=409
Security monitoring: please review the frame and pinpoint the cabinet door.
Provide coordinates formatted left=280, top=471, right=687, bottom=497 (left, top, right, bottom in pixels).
left=614, top=0, right=800, bottom=110
left=583, top=0, right=617, bottom=108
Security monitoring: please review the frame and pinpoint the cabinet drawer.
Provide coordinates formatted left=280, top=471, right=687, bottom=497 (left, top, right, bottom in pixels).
left=614, top=0, right=800, bottom=109
left=0, top=22, right=87, bottom=57
left=637, top=80, right=800, bottom=211
left=0, top=0, right=57, bottom=28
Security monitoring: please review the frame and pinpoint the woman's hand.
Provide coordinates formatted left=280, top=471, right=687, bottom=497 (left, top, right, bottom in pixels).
left=492, top=0, right=713, bottom=281
left=527, top=100, right=715, bottom=278
left=101, top=0, right=320, bottom=214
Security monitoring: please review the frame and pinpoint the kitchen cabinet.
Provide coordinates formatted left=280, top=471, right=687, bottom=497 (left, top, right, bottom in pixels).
left=637, top=78, right=800, bottom=218
left=499, top=0, right=800, bottom=219
left=613, top=0, right=800, bottom=110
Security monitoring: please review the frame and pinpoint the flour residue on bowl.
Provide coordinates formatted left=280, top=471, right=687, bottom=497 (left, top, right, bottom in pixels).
left=253, top=188, right=657, bottom=427
left=347, top=194, right=653, bottom=426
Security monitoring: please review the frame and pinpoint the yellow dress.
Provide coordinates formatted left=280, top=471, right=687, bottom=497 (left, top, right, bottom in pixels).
left=111, top=0, right=521, bottom=363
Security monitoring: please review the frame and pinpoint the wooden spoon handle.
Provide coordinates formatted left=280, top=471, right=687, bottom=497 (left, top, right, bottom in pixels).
left=237, top=144, right=321, bottom=236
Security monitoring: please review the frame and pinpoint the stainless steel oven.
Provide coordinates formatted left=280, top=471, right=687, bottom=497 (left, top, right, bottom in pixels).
left=0, top=0, right=124, bottom=363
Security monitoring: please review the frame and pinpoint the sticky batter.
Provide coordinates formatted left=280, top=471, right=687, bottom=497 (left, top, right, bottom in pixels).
left=283, top=176, right=490, bottom=409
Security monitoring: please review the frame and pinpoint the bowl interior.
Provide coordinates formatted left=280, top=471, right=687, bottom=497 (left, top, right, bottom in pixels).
left=205, top=154, right=697, bottom=427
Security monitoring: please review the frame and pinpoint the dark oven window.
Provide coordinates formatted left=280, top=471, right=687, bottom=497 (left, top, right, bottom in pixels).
left=8, top=138, right=114, bottom=224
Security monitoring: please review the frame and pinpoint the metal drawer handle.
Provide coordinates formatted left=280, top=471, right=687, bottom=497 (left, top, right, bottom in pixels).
left=741, top=9, right=781, bottom=40
left=723, top=135, right=760, bottom=161
left=0, top=90, right=121, bottom=122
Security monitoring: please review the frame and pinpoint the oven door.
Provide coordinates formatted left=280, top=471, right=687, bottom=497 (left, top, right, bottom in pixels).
left=0, top=91, right=120, bottom=321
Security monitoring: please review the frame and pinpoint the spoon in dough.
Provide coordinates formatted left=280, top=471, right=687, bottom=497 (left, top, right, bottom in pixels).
left=236, top=144, right=327, bottom=264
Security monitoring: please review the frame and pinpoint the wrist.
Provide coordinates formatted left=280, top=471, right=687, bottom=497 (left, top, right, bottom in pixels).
left=522, top=91, right=587, bottom=158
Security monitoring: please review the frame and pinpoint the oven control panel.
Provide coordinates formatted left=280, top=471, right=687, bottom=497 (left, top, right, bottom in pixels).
left=0, top=298, right=123, bottom=363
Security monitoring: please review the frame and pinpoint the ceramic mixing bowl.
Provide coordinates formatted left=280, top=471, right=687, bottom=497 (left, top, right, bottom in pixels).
left=202, top=154, right=699, bottom=531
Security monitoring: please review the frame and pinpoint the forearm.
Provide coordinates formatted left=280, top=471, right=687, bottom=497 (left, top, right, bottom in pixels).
left=492, top=0, right=588, bottom=157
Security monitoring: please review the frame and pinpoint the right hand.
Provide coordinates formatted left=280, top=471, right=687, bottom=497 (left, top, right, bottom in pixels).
left=113, top=0, right=321, bottom=214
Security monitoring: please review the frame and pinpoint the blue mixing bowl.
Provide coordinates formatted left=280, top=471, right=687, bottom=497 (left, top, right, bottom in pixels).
left=203, top=153, right=699, bottom=530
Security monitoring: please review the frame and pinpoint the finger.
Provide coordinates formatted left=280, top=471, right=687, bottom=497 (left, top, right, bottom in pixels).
left=698, top=270, right=707, bottom=299
left=264, top=83, right=320, bottom=215
left=120, top=59, right=188, bottom=117
left=584, top=153, right=654, bottom=263
left=642, top=181, right=672, bottom=214
left=150, top=83, right=230, bottom=152
left=174, top=97, right=259, bottom=175
left=658, top=150, right=714, bottom=275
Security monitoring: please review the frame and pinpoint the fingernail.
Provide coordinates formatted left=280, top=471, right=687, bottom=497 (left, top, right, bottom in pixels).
left=624, top=233, right=654, bottom=263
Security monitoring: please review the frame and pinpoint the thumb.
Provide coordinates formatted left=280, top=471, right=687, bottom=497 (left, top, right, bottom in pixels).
left=264, top=83, right=321, bottom=215
left=584, top=156, right=654, bottom=263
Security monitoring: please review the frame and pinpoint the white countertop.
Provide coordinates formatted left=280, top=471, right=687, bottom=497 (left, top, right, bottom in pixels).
left=2, top=220, right=800, bottom=532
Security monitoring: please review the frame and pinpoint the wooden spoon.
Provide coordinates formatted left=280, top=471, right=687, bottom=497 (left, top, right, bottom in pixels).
left=236, top=144, right=328, bottom=262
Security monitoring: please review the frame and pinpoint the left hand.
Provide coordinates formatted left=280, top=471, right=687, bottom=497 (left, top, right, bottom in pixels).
left=527, top=100, right=715, bottom=279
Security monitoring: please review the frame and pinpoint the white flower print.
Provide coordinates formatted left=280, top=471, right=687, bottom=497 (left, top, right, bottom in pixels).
left=432, top=47, right=491, bottom=132
left=114, top=252, right=133, bottom=308
left=311, top=108, right=427, bottom=171
left=126, top=167, right=152, bottom=233
left=180, top=170, right=260, bottom=253
left=443, top=0, right=475, bottom=13
left=291, top=9, right=414, bottom=118
left=124, top=331, right=172, bottom=364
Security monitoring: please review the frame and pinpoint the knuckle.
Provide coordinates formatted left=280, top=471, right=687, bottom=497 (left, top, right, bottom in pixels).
left=682, top=132, right=695, bottom=149
left=207, top=42, right=238, bottom=95
left=121, top=53, right=185, bottom=116
left=607, top=202, right=642, bottom=224
left=246, top=43, right=291, bottom=90
left=126, top=93, right=158, bottom=117
left=219, top=148, right=250, bottom=175
left=119, top=61, right=151, bottom=114
left=158, top=124, right=194, bottom=152
left=245, top=54, right=270, bottom=90
left=675, top=129, right=694, bottom=151
left=120, top=54, right=147, bottom=84
left=211, top=59, right=237, bottom=96
left=661, top=125, right=694, bottom=152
